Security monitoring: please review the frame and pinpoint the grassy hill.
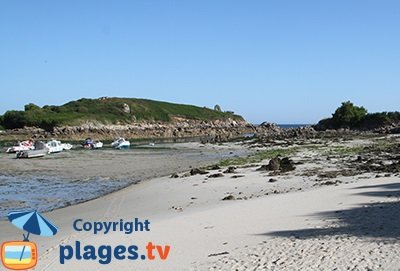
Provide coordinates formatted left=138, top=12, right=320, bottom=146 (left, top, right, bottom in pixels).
left=0, top=97, right=244, bottom=131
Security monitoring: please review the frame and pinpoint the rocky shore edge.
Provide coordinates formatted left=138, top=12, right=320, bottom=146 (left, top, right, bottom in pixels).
left=1, top=119, right=399, bottom=142
left=0, top=119, right=252, bottom=141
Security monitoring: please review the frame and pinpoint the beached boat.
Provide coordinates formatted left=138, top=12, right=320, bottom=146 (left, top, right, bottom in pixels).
left=82, top=138, right=103, bottom=149
left=16, top=141, right=48, bottom=159
left=111, top=138, right=130, bottom=149
left=61, top=143, right=73, bottom=150
left=6, top=140, right=35, bottom=153
left=46, top=140, right=65, bottom=154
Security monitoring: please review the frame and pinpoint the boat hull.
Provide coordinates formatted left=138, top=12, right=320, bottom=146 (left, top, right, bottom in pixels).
left=16, top=149, right=47, bottom=159
left=111, top=138, right=130, bottom=149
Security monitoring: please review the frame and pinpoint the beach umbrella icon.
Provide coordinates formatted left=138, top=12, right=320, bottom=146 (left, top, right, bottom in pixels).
left=7, top=211, right=58, bottom=261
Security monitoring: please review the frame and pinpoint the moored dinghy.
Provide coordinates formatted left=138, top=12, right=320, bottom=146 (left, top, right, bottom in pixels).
left=111, top=137, right=130, bottom=149
left=82, top=138, right=103, bottom=149
left=61, top=143, right=73, bottom=150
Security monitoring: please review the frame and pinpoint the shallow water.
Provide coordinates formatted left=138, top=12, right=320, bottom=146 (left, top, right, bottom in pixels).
left=0, top=175, right=135, bottom=218
left=0, top=142, right=251, bottom=218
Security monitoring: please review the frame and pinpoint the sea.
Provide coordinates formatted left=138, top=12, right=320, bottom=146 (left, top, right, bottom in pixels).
left=278, top=124, right=311, bottom=129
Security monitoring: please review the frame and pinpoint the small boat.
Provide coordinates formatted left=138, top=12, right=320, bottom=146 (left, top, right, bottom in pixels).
left=82, top=138, right=103, bottom=149
left=111, top=137, right=130, bottom=149
left=6, top=140, right=35, bottom=153
left=46, top=140, right=65, bottom=154
left=61, top=143, right=73, bottom=150
left=16, top=141, right=48, bottom=159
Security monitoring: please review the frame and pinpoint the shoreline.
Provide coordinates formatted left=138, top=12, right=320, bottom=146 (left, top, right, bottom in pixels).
left=0, top=141, right=253, bottom=218
left=0, top=134, right=399, bottom=270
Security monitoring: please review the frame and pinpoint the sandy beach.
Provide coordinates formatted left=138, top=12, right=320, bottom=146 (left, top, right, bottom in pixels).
left=0, top=142, right=250, bottom=217
left=0, top=135, right=399, bottom=270
left=2, top=1, right=400, bottom=270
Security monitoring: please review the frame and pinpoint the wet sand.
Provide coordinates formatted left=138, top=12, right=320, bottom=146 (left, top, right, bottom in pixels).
left=0, top=142, right=250, bottom=218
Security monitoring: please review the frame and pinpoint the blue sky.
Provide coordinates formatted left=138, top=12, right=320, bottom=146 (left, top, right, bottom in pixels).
left=1, top=1, right=399, bottom=124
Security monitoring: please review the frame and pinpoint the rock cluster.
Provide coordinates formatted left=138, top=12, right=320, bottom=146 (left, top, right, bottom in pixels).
left=2, top=118, right=254, bottom=141
left=255, top=123, right=317, bottom=139
left=257, top=157, right=296, bottom=172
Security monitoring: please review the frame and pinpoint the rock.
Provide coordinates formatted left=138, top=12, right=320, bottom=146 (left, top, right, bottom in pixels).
left=208, top=173, right=224, bottom=178
left=223, top=166, right=236, bottom=173
left=208, top=165, right=221, bottom=170
left=257, top=157, right=280, bottom=171
left=122, top=103, right=130, bottom=114
left=390, top=126, right=400, bottom=134
left=222, top=195, right=236, bottom=201
left=259, top=122, right=279, bottom=129
left=257, top=157, right=295, bottom=172
left=269, top=157, right=281, bottom=171
left=214, top=104, right=222, bottom=112
left=269, top=178, right=278, bottom=183
left=231, top=175, right=245, bottom=179
left=190, top=168, right=209, bottom=175
left=280, top=157, right=295, bottom=172
left=320, top=180, right=339, bottom=186
left=170, top=173, right=179, bottom=178
left=257, top=165, right=269, bottom=171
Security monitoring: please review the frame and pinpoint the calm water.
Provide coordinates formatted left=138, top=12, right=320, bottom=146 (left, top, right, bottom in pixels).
left=0, top=142, right=250, bottom=218
left=0, top=175, right=134, bottom=218
left=278, top=124, right=312, bottom=129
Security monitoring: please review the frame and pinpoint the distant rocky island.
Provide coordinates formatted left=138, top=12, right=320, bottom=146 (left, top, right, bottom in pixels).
left=0, top=97, right=252, bottom=140
left=0, top=99, right=399, bottom=141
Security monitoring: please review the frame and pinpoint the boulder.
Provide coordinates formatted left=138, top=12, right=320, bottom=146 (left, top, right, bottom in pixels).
left=268, top=157, right=281, bottom=171
left=122, top=103, right=130, bottom=114
left=190, top=168, right=209, bottom=175
left=222, top=195, right=236, bottom=201
left=280, top=157, right=296, bottom=172
left=170, top=173, right=179, bottom=178
left=214, top=104, right=222, bottom=112
left=208, top=173, right=224, bottom=178
left=223, top=166, right=236, bottom=173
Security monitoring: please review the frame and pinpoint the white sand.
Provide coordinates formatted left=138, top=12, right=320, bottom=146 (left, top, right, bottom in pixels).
left=1, top=170, right=399, bottom=270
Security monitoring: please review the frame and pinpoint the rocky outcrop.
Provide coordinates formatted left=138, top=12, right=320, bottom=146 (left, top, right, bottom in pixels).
left=255, top=123, right=317, bottom=139
left=1, top=119, right=255, bottom=141
left=373, top=124, right=400, bottom=134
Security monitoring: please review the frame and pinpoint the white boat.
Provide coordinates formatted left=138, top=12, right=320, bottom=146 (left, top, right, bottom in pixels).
left=6, top=140, right=35, bottom=153
left=16, top=141, right=48, bottom=159
left=93, top=141, right=103, bottom=149
left=46, top=140, right=65, bottom=154
left=17, top=149, right=47, bottom=159
left=111, top=138, right=130, bottom=149
left=61, top=143, right=73, bottom=150
left=82, top=138, right=103, bottom=149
